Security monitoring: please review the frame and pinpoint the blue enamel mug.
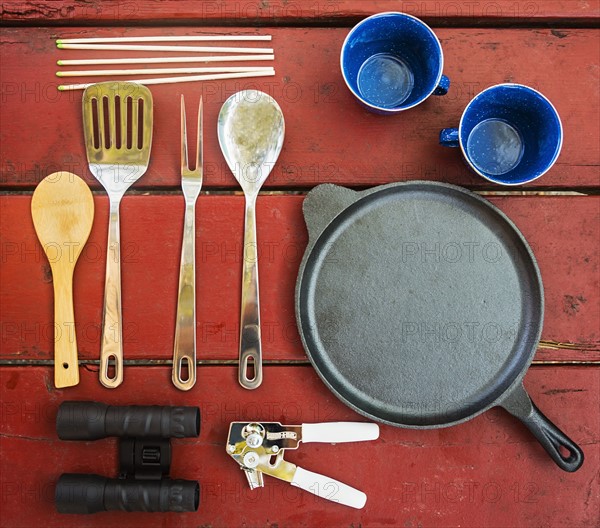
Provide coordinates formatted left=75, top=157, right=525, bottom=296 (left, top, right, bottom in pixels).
left=440, top=84, right=563, bottom=185
left=341, top=12, right=450, bottom=114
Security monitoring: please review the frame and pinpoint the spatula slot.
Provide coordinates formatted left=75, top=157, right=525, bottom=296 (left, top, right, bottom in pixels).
left=101, top=96, right=111, bottom=148
left=114, top=95, right=122, bottom=149
left=126, top=96, right=133, bottom=149
left=91, top=98, right=100, bottom=149
left=137, top=98, right=145, bottom=150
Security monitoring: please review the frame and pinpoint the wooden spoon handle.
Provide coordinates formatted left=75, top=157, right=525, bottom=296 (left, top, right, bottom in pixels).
left=53, top=270, right=80, bottom=388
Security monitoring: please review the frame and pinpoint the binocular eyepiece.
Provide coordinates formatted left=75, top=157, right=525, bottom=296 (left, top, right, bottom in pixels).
left=57, top=401, right=200, bottom=440
left=56, top=474, right=199, bottom=514
left=55, top=401, right=201, bottom=514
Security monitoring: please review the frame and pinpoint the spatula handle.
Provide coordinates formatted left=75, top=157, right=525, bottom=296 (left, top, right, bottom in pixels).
left=99, top=200, right=124, bottom=388
left=53, top=270, right=80, bottom=388
left=238, top=195, right=263, bottom=390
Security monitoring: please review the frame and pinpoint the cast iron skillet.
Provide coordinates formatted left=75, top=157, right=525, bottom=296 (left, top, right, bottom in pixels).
left=295, top=181, right=583, bottom=472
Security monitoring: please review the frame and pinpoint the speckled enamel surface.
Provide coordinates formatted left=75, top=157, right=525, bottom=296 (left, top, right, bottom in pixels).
left=341, top=12, right=448, bottom=114
left=456, top=84, right=563, bottom=185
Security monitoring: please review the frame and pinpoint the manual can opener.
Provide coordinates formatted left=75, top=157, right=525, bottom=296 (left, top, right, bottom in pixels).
left=226, top=421, right=379, bottom=509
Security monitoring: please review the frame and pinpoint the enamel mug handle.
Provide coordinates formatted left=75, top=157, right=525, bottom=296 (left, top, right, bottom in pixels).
left=291, top=466, right=367, bottom=509
left=301, top=422, right=380, bottom=443
left=433, top=75, right=450, bottom=96
left=440, top=127, right=460, bottom=147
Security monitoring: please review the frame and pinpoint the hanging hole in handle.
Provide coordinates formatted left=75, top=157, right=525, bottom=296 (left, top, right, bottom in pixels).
left=243, top=355, right=256, bottom=383
left=62, top=362, right=69, bottom=369
left=177, top=357, right=190, bottom=383
left=545, top=431, right=577, bottom=462
left=104, top=355, right=118, bottom=381
left=559, top=445, right=572, bottom=459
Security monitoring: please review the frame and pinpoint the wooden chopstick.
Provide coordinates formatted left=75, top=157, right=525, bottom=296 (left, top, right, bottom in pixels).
left=57, top=43, right=274, bottom=54
left=57, top=35, right=272, bottom=44
left=57, top=69, right=276, bottom=90
left=57, top=66, right=275, bottom=77
left=57, top=55, right=275, bottom=66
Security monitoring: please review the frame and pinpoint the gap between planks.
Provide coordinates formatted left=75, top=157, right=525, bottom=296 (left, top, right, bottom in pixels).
left=0, top=188, right=595, bottom=197
left=1, top=18, right=599, bottom=29
left=0, top=360, right=598, bottom=367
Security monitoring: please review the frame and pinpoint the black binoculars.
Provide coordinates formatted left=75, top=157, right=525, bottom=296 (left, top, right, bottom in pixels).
left=55, top=401, right=200, bottom=514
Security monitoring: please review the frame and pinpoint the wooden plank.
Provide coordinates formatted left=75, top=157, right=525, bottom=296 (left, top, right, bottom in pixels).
left=1, top=1, right=598, bottom=25
left=1, top=27, right=599, bottom=189
left=0, top=365, right=598, bottom=527
left=1, top=194, right=598, bottom=362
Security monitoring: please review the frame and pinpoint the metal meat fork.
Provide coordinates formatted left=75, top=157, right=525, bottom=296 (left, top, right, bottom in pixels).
left=172, top=95, right=203, bottom=390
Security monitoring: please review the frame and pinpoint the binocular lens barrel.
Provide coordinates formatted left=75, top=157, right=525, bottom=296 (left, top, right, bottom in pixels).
left=56, top=474, right=200, bottom=513
left=57, top=401, right=200, bottom=440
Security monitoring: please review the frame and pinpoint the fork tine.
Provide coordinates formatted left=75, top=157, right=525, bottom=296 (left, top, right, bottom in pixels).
left=196, top=97, right=203, bottom=174
left=181, top=94, right=189, bottom=171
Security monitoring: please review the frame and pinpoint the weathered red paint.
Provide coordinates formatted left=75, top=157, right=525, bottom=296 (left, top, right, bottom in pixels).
left=1, top=1, right=598, bottom=25
left=1, top=195, right=598, bottom=362
left=0, top=366, right=598, bottom=527
left=1, top=28, right=599, bottom=189
left=0, top=5, right=598, bottom=528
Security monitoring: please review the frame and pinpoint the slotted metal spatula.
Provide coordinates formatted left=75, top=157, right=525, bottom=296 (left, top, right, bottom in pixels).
left=82, top=81, right=153, bottom=388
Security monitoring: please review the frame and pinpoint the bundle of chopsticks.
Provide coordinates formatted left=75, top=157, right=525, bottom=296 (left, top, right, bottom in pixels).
left=56, top=34, right=275, bottom=90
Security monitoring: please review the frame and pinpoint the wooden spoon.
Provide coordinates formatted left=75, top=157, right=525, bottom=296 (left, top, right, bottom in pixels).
left=31, top=171, right=94, bottom=388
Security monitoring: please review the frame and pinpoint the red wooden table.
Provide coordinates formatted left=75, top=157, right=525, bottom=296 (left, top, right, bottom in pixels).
left=1, top=2, right=599, bottom=527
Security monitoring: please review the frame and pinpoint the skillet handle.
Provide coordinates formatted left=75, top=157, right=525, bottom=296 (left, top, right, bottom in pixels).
left=500, top=384, right=584, bottom=472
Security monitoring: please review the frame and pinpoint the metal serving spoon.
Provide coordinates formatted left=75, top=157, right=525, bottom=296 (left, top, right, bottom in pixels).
left=217, top=90, right=285, bottom=390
